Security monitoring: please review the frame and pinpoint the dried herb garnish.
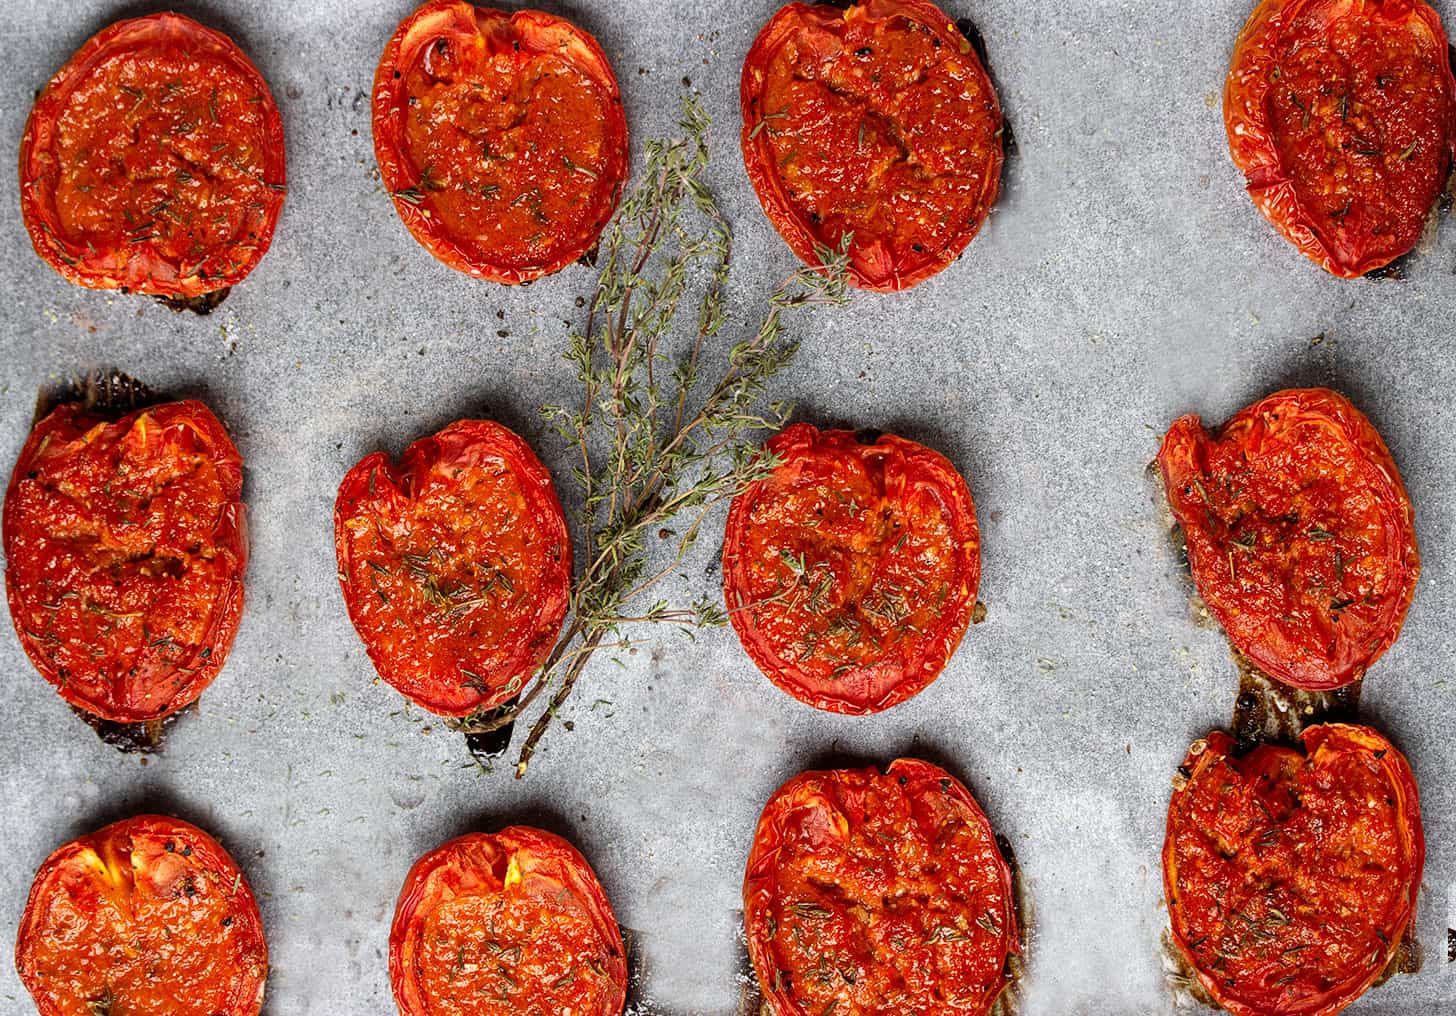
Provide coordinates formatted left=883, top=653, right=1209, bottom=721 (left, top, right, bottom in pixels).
left=452, top=100, right=848, bottom=777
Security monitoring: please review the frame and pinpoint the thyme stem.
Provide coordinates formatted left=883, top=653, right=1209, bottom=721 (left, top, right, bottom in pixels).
left=463, top=97, right=849, bottom=777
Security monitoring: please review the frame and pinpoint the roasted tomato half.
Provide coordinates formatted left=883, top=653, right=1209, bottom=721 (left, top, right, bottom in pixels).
left=372, top=0, right=629, bottom=283
left=19, top=13, right=287, bottom=298
left=1158, top=388, right=1418, bottom=691
left=335, top=420, right=571, bottom=717
left=16, top=814, right=268, bottom=1016
left=1224, top=0, right=1456, bottom=277
left=723, top=424, right=979, bottom=714
left=1165, top=725, right=1422, bottom=1016
left=390, top=826, right=627, bottom=1016
left=745, top=759, right=1018, bottom=1016
left=3, top=400, right=248, bottom=724
left=740, top=0, right=1004, bottom=291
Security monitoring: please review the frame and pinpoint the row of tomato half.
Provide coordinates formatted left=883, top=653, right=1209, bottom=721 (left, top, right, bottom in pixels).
left=19, top=0, right=1456, bottom=302
left=13, top=726, right=1422, bottom=1016
left=4, top=384, right=1418, bottom=727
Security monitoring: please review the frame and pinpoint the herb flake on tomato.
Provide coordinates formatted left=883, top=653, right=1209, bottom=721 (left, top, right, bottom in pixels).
left=335, top=420, right=571, bottom=717
left=390, top=827, right=627, bottom=1016
left=1165, top=725, right=1422, bottom=1016
left=19, top=13, right=287, bottom=298
left=3, top=399, right=248, bottom=725
left=372, top=0, right=629, bottom=283
left=745, top=759, right=1018, bottom=1016
left=1157, top=388, right=1418, bottom=691
left=16, top=815, right=268, bottom=1016
left=724, top=424, right=979, bottom=714
left=740, top=0, right=1004, bottom=291
left=1224, top=0, right=1456, bottom=277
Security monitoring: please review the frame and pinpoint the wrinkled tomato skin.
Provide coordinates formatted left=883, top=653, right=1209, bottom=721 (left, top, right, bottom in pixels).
left=16, top=814, right=269, bottom=1016
left=723, top=424, right=980, bottom=714
left=3, top=400, right=248, bottom=723
left=390, top=826, right=627, bottom=1016
left=372, top=0, right=629, bottom=284
left=19, top=13, right=287, bottom=298
left=740, top=0, right=1003, bottom=291
left=1224, top=0, right=1456, bottom=277
left=1164, top=725, right=1423, bottom=1016
left=744, top=759, right=1018, bottom=1016
left=335, top=420, right=571, bottom=717
left=1157, top=388, right=1417, bottom=691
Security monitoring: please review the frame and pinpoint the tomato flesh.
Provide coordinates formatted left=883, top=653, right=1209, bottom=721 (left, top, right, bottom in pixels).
left=1225, top=0, right=1456, bottom=276
left=741, top=0, right=1003, bottom=290
left=1164, top=726, right=1423, bottom=1016
left=744, top=759, right=1017, bottom=1016
left=20, top=13, right=286, bottom=297
left=335, top=420, right=571, bottom=717
left=1157, top=388, right=1418, bottom=690
left=724, top=424, right=979, bottom=714
left=373, top=1, right=629, bottom=283
left=15, top=815, right=268, bottom=1016
left=3, top=401, right=248, bottom=723
left=390, top=827, right=627, bottom=1016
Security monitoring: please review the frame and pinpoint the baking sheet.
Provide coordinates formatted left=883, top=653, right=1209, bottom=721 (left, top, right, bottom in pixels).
left=2, top=1, right=1456, bottom=1014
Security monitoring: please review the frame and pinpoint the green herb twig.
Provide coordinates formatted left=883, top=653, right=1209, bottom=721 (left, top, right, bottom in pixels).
left=453, top=99, right=849, bottom=777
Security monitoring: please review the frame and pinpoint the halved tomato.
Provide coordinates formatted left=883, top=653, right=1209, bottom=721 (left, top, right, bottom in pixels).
left=1165, top=725, right=1422, bottom=1016
left=390, top=826, right=627, bottom=1016
left=3, top=400, right=248, bottom=724
left=372, top=0, right=629, bottom=283
left=1157, top=388, right=1418, bottom=691
left=15, top=814, right=268, bottom=1016
left=723, top=424, right=979, bottom=714
left=19, top=12, right=287, bottom=298
left=740, top=0, right=1004, bottom=291
left=745, top=759, right=1018, bottom=1016
left=1224, top=0, right=1456, bottom=277
left=335, top=420, right=571, bottom=717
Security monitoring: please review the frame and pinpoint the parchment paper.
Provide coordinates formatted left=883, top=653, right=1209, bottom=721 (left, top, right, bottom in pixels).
left=1, top=2, right=1454, bottom=1014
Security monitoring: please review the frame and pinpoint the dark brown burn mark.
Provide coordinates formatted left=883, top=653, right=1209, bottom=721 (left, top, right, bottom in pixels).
left=578, top=236, right=602, bottom=269
left=72, top=701, right=196, bottom=754
left=1364, top=256, right=1408, bottom=281
left=156, top=287, right=231, bottom=315
left=463, top=725, right=514, bottom=761
left=459, top=695, right=520, bottom=761
left=34, top=369, right=156, bottom=426
left=1447, top=928, right=1455, bottom=963
left=955, top=18, right=989, bottom=65
left=1230, top=651, right=1362, bottom=751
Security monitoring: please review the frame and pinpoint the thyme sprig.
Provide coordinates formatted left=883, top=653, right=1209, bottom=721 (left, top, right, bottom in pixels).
left=454, top=99, right=849, bottom=777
